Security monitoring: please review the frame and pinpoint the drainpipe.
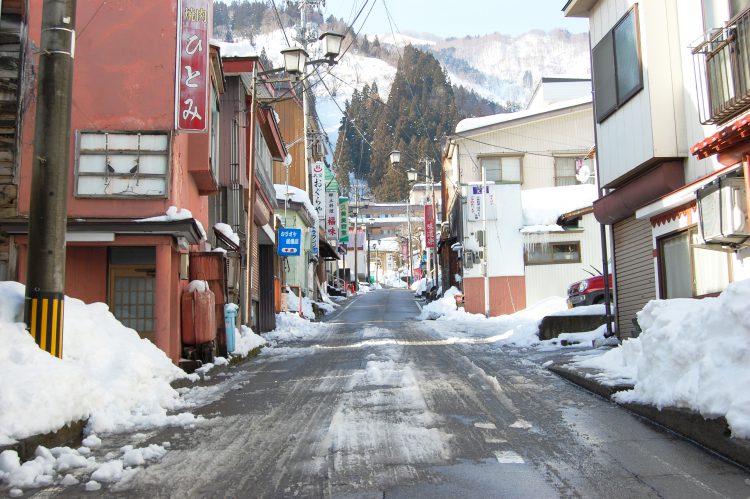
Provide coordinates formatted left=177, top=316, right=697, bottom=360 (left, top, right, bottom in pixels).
left=588, top=36, right=614, bottom=339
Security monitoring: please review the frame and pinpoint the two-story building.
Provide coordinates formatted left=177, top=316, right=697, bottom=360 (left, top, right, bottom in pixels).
left=564, top=0, right=750, bottom=338
left=442, top=81, right=599, bottom=316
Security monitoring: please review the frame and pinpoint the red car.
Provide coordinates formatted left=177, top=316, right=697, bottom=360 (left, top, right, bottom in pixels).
left=567, top=274, right=613, bottom=307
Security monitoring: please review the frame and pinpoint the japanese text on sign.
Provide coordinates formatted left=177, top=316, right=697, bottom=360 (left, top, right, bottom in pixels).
left=425, top=204, right=436, bottom=249
left=277, top=228, right=302, bottom=256
left=176, top=0, right=210, bottom=132
left=325, top=191, right=339, bottom=241
left=339, top=197, right=349, bottom=243
left=312, top=162, right=325, bottom=219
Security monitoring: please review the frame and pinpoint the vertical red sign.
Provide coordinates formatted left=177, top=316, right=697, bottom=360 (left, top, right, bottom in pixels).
left=425, top=204, right=436, bottom=249
left=176, top=0, right=210, bottom=132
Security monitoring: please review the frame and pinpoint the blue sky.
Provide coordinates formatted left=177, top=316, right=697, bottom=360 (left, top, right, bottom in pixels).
left=321, top=0, right=588, bottom=38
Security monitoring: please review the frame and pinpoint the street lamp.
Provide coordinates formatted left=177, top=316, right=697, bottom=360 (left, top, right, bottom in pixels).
left=390, top=150, right=438, bottom=288
left=249, top=32, right=344, bottom=307
left=320, top=32, right=345, bottom=61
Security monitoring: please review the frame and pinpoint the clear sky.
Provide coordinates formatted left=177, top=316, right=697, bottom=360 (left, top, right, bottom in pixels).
left=321, top=0, right=588, bottom=38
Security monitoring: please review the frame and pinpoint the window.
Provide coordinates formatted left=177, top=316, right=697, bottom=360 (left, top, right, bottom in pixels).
left=481, top=156, right=522, bottom=183
left=77, top=132, right=169, bottom=197
left=554, top=157, right=594, bottom=186
left=108, top=247, right=156, bottom=340
left=592, top=6, right=643, bottom=122
left=659, top=227, right=732, bottom=299
left=525, top=242, right=581, bottom=265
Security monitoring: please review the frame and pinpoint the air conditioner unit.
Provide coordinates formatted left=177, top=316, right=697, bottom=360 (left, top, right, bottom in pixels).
left=697, top=176, right=750, bottom=247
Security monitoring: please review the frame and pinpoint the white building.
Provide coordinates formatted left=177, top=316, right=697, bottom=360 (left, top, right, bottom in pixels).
left=443, top=81, right=600, bottom=316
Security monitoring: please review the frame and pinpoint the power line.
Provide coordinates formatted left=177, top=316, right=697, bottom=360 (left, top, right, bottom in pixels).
left=270, top=0, right=292, bottom=47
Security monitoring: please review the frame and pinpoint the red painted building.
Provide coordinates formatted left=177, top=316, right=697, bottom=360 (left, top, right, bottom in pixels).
left=2, top=1, right=224, bottom=362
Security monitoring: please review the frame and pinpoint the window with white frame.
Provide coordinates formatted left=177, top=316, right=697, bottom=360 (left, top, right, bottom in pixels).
left=481, top=156, right=522, bottom=183
left=592, top=5, right=643, bottom=122
left=658, top=226, right=732, bottom=299
left=77, top=132, right=169, bottom=197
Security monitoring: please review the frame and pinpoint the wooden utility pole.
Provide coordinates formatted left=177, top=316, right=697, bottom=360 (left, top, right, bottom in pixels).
left=24, top=0, right=77, bottom=358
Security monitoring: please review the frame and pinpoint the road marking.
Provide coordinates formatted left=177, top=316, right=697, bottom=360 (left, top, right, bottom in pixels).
left=312, top=332, right=515, bottom=350
left=485, top=437, right=507, bottom=444
left=474, top=422, right=497, bottom=430
left=509, top=419, right=533, bottom=429
left=494, top=451, right=525, bottom=464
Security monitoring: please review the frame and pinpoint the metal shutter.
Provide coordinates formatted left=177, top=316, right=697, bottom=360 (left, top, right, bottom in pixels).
left=613, top=215, right=655, bottom=339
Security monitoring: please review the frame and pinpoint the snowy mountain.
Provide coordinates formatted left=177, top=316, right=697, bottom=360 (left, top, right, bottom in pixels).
left=214, top=28, right=590, bottom=152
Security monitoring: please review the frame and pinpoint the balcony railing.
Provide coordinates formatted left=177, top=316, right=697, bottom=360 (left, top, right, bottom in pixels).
left=692, top=8, right=750, bottom=125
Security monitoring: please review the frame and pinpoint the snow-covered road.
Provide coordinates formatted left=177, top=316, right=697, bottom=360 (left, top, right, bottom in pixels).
left=28, top=289, right=750, bottom=498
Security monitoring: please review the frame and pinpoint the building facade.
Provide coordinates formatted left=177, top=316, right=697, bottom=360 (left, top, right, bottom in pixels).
left=564, top=0, right=750, bottom=337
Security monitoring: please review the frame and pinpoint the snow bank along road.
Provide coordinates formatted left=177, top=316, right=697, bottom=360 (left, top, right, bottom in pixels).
left=33, top=289, right=750, bottom=498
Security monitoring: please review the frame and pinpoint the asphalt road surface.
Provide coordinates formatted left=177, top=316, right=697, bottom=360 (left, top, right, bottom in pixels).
left=34, top=289, right=750, bottom=498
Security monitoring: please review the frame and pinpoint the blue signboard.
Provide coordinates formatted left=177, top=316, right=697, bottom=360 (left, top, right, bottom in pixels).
left=277, top=228, right=302, bottom=256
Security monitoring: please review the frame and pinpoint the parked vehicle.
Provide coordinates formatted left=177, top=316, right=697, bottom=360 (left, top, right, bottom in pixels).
left=567, top=274, right=613, bottom=308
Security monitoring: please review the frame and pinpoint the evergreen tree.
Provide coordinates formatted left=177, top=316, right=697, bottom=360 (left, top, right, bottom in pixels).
left=368, top=46, right=459, bottom=200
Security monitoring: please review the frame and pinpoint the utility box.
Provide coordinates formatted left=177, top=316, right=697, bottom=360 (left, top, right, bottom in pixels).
left=181, top=288, right=216, bottom=346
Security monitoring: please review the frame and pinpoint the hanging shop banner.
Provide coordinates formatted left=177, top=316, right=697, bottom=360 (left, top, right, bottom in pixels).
left=312, top=161, right=325, bottom=219
left=339, top=197, right=349, bottom=243
left=311, top=213, right=319, bottom=255
left=325, top=191, right=339, bottom=241
left=425, top=204, right=436, bottom=249
left=175, top=0, right=210, bottom=132
left=277, top=228, right=302, bottom=256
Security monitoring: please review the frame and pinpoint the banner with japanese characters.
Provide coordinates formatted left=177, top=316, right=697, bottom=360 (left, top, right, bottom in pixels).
left=339, top=197, right=349, bottom=243
left=325, top=191, right=339, bottom=242
left=312, top=161, right=325, bottom=219
left=425, top=204, right=436, bottom=249
left=176, top=0, right=210, bottom=132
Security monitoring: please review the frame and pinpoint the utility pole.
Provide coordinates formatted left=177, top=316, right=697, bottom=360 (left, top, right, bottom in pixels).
left=24, top=0, right=77, bottom=358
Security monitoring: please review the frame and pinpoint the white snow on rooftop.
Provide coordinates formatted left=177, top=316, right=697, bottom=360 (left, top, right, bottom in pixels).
left=521, top=184, right=597, bottom=227
left=274, top=184, right=317, bottom=224
left=455, top=95, right=592, bottom=134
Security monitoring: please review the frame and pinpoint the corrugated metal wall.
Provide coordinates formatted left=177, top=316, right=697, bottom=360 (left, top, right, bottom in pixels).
left=613, top=215, right=655, bottom=338
left=524, top=214, right=604, bottom=305
left=251, top=224, right=259, bottom=302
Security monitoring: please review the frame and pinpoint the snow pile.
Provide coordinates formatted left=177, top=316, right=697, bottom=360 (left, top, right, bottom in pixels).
left=264, top=312, right=331, bottom=344
left=382, top=271, right=407, bottom=289
left=411, top=278, right=431, bottom=295
left=136, top=206, right=206, bottom=240
left=0, top=282, right=199, bottom=446
left=421, top=295, right=570, bottom=347
left=575, top=279, right=750, bottom=437
left=285, top=287, right=315, bottom=319
left=274, top=184, right=317, bottom=222
left=187, top=280, right=209, bottom=293
left=0, top=442, right=168, bottom=491
left=521, top=184, right=598, bottom=226
left=213, top=222, right=240, bottom=247
left=418, top=287, right=462, bottom=320
left=230, top=325, right=267, bottom=358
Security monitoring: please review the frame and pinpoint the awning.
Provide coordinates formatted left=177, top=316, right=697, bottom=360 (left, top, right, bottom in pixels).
left=691, top=113, right=750, bottom=159
left=0, top=217, right=205, bottom=244
left=593, top=161, right=684, bottom=224
left=319, top=239, right=339, bottom=261
left=636, top=163, right=742, bottom=220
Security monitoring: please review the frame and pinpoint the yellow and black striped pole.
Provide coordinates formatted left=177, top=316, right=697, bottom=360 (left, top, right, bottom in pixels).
left=25, top=291, right=65, bottom=358
left=23, top=0, right=76, bottom=359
